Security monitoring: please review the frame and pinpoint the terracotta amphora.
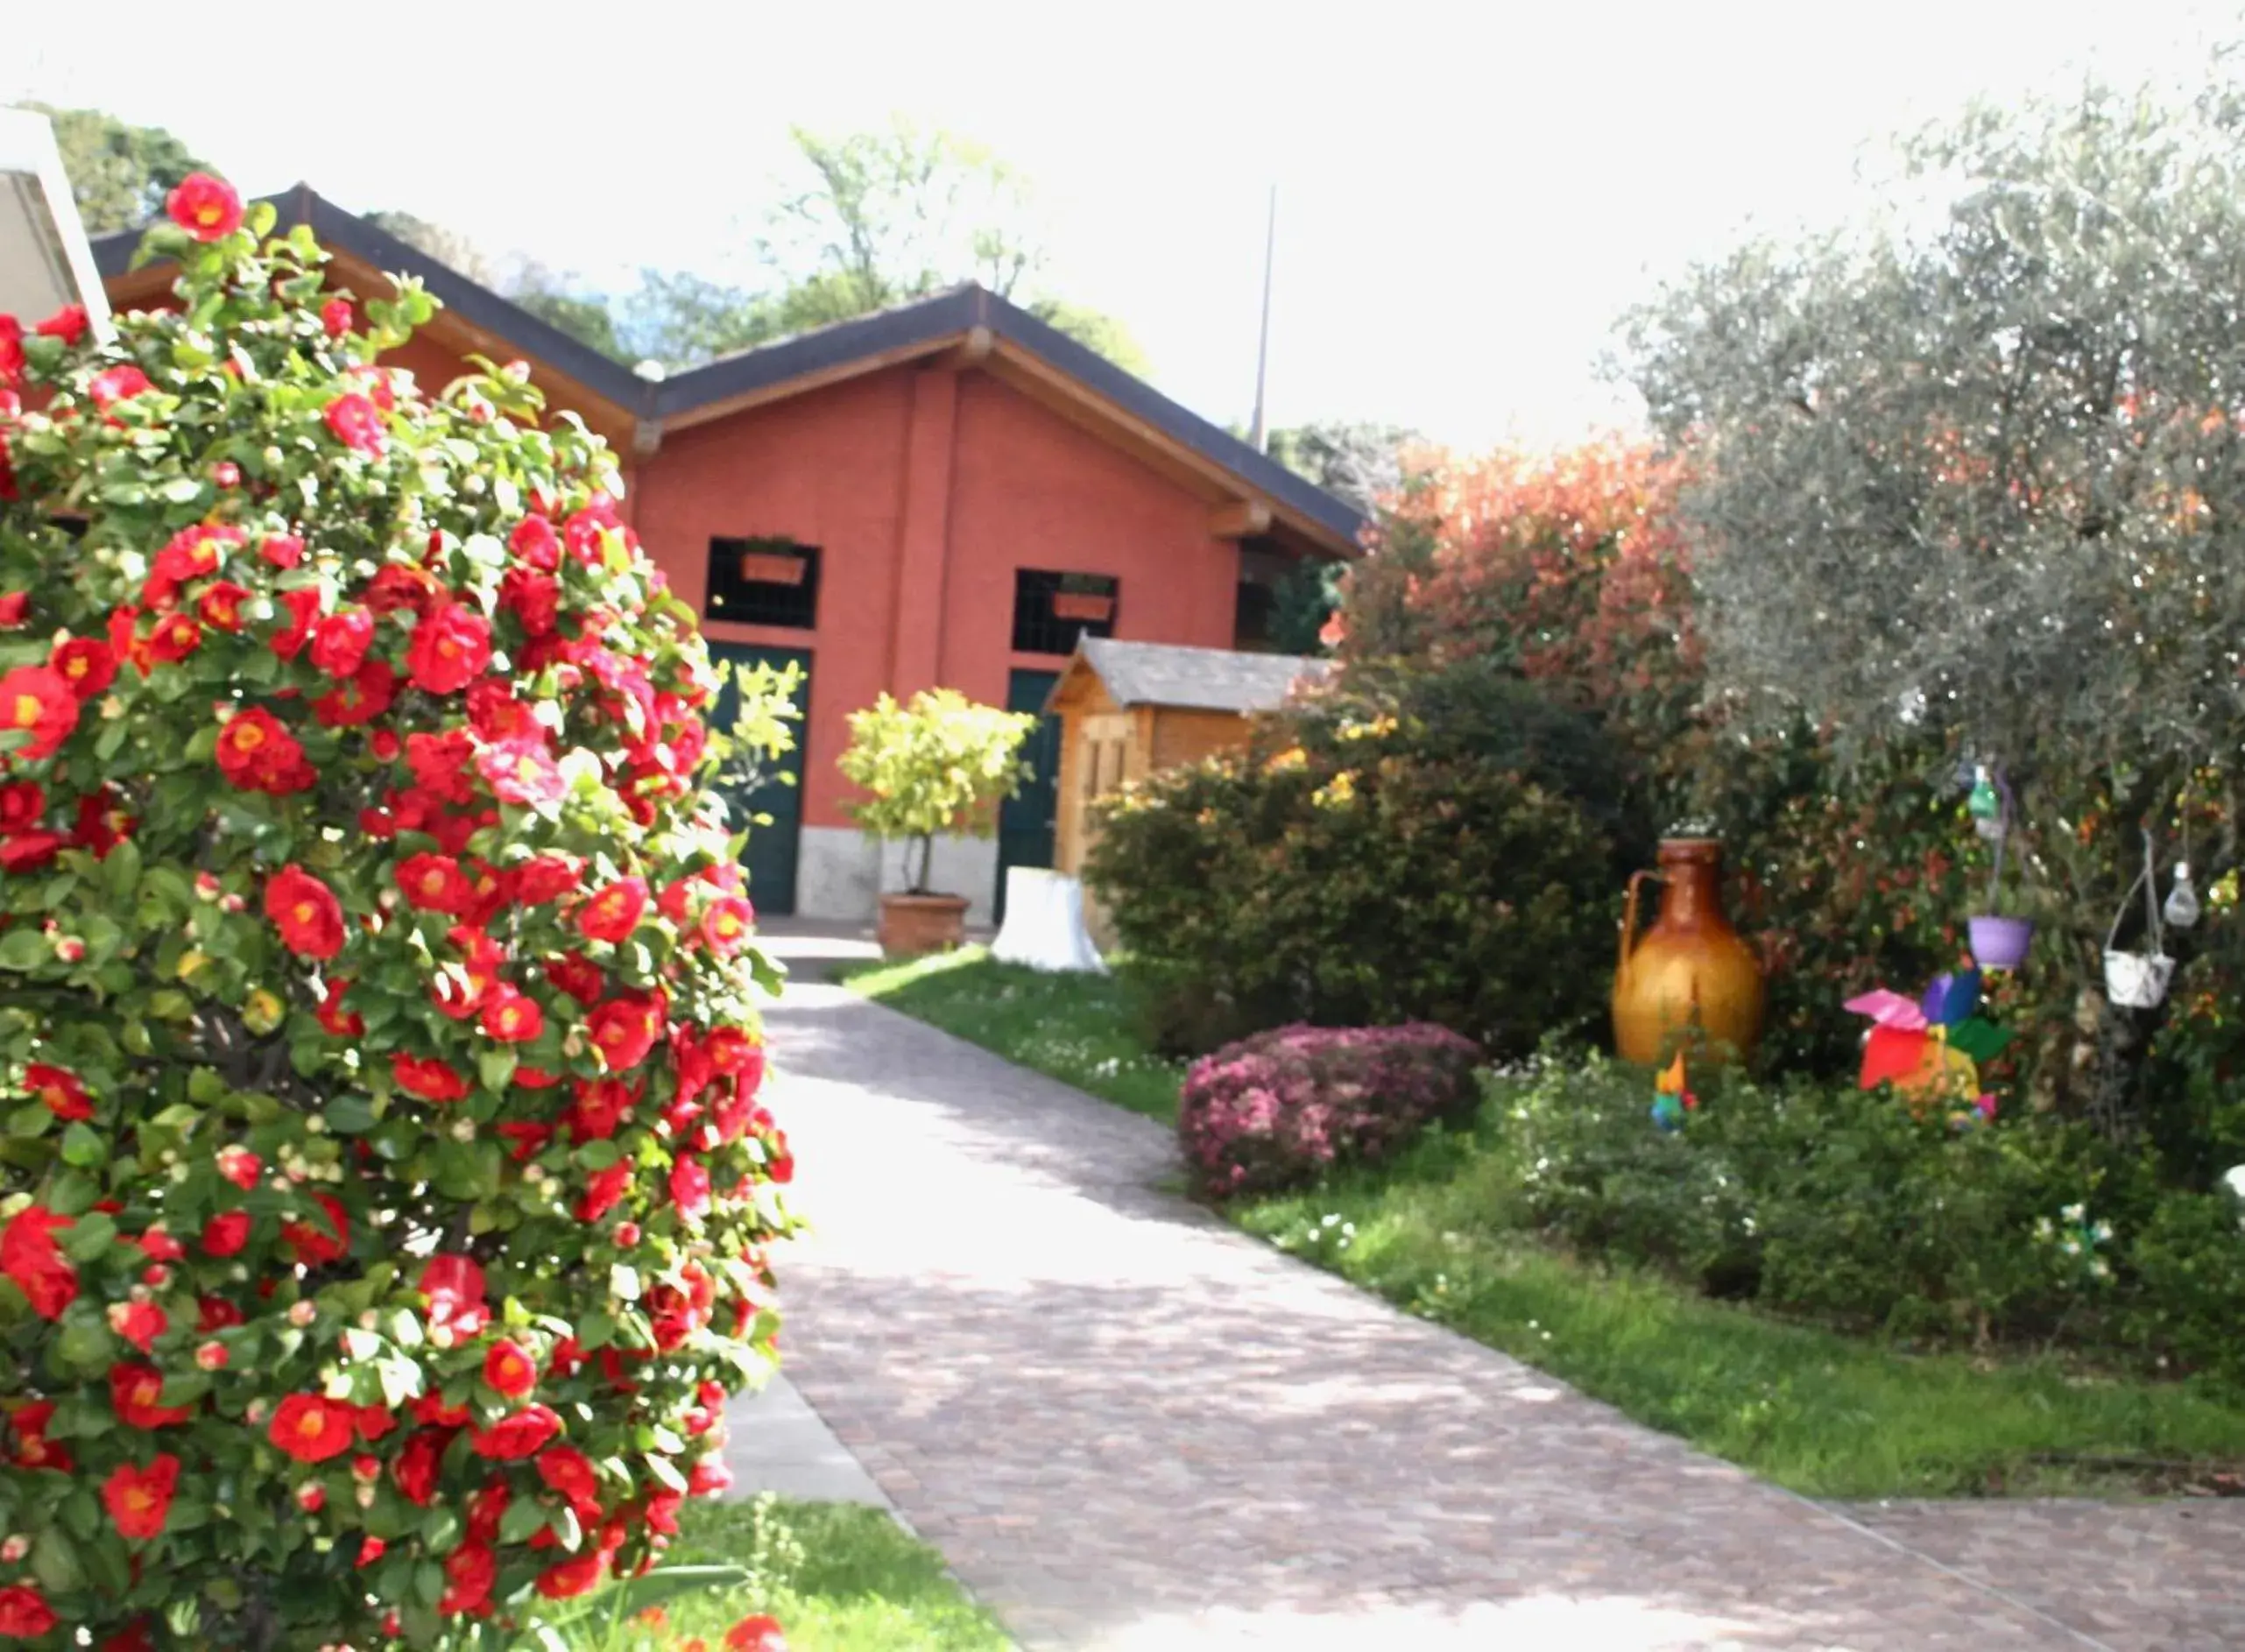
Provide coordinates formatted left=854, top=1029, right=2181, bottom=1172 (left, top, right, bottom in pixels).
left=1612, top=837, right=1764, bottom=1064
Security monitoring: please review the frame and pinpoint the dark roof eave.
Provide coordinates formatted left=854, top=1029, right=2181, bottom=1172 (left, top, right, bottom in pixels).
left=92, top=194, right=1367, bottom=544
left=90, top=187, right=651, bottom=416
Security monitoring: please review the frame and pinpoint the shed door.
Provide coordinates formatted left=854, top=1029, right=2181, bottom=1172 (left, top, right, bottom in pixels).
left=706, top=641, right=810, bottom=919
left=996, top=668, right=1062, bottom=923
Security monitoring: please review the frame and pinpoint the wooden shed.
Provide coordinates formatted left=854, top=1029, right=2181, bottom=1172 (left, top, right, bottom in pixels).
left=1045, top=638, right=1331, bottom=879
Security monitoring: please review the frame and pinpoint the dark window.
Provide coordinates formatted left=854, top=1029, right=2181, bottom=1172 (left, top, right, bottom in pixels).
left=1012, top=569, right=1119, bottom=655
left=706, top=538, right=820, bottom=630
left=1233, top=580, right=1277, bottom=648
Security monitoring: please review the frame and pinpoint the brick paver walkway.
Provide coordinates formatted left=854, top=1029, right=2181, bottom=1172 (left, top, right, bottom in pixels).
left=765, top=984, right=2245, bottom=1650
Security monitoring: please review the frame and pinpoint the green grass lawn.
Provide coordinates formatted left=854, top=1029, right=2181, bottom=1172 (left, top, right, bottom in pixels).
left=551, top=1494, right=1007, bottom=1651
left=851, top=954, right=2245, bottom=1500
left=1234, top=1131, right=2245, bottom=1499
left=844, top=947, right=1185, bottom=1125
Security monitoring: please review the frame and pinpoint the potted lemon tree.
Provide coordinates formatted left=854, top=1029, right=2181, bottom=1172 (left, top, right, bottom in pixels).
left=838, top=688, right=1036, bottom=957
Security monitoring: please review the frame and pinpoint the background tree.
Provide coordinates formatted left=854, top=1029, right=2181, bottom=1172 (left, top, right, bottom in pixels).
left=15, top=102, right=208, bottom=234
left=627, top=121, right=1149, bottom=373
left=1265, top=420, right=1420, bottom=519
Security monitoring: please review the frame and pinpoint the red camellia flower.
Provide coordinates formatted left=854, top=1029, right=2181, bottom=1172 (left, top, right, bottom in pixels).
left=102, top=1454, right=180, bottom=1540
left=0, top=666, right=80, bottom=760
left=146, top=611, right=202, bottom=663
left=321, top=298, right=354, bottom=338
left=509, top=515, right=561, bottom=570
left=50, top=636, right=116, bottom=700
left=108, top=1300, right=167, bottom=1354
left=281, top=1191, right=349, bottom=1267
left=260, top=533, right=307, bottom=568
left=0, top=1585, right=56, bottom=1638
left=88, top=364, right=153, bottom=412
left=1, top=1206, right=77, bottom=1320
left=196, top=580, right=251, bottom=632
left=476, top=737, right=564, bottom=807
left=201, top=1211, right=251, bottom=1257
left=109, top=1363, right=193, bottom=1429
left=270, top=587, right=321, bottom=660
left=544, top=951, right=605, bottom=1006
left=701, top=894, right=756, bottom=956
left=36, top=304, right=89, bottom=345
left=512, top=853, right=582, bottom=906
left=311, top=607, right=376, bottom=677
left=313, top=659, right=397, bottom=727
left=536, top=1551, right=605, bottom=1600
left=440, top=1540, right=497, bottom=1615
left=393, top=1051, right=469, bottom=1104
left=217, top=1146, right=261, bottom=1189
left=480, top=987, right=543, bottom=1043
left=470, top=1403, right=561, bottom=1460
left=575, top=878, right=648, bottom=944
left=10, top=1401, right=71, bottom=1473
left=575, top=1159, right=632, bottom=1223
left=406, top=601, right=492, bottom=695
left=535, top=1444, right=601, bottom=1521
left=24, top=1063, right=90, bottom=1121
left=398, top=852, right=476, bottom=914
left=670, top=1154, right=712, bottom=1219
left=589, top=993, right=666, bottom=1071
left=166, top=172, right=244, bottom=241
left=392, top=1429, right=446, bottom=1505
left=483, top=1338, right=537, bottom=1399
left=215, top=706, right=315, bottom=794
left=265, top=865, right=346, bottom=959
left=0, top=592, right=27, bottom=628
left=270, top=1394, right=357, bottom=1463
left=315, top=978, right=364, bottom=1038
left=725, top=1617, right=789, bottom=1652
left=324, top=392, right=387, bottom=457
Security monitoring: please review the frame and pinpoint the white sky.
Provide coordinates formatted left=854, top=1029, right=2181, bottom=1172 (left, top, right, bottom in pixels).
left=8, top=0, right=2238, bottom=448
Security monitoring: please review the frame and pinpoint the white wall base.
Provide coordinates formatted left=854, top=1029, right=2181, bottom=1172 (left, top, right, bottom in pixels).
left=794, top=826, right=1003, bottom=928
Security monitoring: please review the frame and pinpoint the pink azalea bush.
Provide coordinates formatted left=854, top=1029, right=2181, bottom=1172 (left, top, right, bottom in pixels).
left=0, top=175, right=797, bottom=1647
left=1178, top=1024, right=1482, bottom=1198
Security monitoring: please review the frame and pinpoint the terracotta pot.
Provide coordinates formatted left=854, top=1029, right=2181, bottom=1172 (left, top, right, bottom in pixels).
left=1612, top=837, right=1764, bottom=1064
left=1051, top=591, right=1113, bottom=622
left=738, top=550, right=807, bottom=585
left=878, top=893, right=970, bottom=959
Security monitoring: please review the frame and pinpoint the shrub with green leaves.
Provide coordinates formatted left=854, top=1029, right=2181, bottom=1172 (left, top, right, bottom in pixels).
left=835, top=689, right=1034, bottom=895
left=1085, top=705, right=1613, bottom=1057
left=0, top=174, right=795, bottom=1647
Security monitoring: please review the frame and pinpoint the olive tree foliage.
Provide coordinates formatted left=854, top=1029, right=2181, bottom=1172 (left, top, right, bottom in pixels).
left=1624, top=79, right=2245, bottom=782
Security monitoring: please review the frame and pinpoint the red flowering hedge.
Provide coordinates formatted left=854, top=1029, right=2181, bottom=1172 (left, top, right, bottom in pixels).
left=0, top=176, right=796, bottom=1647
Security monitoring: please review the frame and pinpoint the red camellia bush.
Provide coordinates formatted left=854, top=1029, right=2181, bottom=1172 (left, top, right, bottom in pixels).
left=0, top=178, right=795, bottom=1646
left=1177, top=1023, right=1483, bottom=1198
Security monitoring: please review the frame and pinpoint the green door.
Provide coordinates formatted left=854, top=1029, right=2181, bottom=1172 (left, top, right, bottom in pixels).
left=995, top=668, right=1062, bottom=924
left=706, top=641, right=810, bottom=918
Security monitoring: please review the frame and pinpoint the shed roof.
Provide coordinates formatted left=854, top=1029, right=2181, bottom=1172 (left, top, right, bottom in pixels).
left=1057, top=639, right=1331, bottom=716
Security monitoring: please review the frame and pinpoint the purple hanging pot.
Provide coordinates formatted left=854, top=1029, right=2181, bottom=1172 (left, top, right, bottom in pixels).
left=1968, top=914, right=2035, bottom=972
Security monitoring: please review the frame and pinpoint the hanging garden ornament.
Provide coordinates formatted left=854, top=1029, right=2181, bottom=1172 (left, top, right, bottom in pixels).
left=1966, top=766, right=2005, bottom=842
left=2164, top=862, right=2202, bottom=931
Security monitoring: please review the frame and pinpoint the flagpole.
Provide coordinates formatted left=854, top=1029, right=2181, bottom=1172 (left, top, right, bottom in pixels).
left=1250, top=184, right=1275, bottom=454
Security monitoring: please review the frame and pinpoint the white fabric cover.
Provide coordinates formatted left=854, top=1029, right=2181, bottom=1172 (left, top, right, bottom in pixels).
left=989, top=868, right=1107, bottom=973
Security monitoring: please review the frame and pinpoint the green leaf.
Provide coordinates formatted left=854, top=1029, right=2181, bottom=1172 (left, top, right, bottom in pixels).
left=420, top=1507, right=462, bottom=1551
left=30, top=1528, right=81, bottom=1592
left=476, top=1047, right=517, bottom=1093
left=0, top=929, right=50, bottom=972
left=592, top=1563, right=751, bottom=1617
left=498, top=1494, right=548, bottom=1544
left=324, top=1094, right=378, bottom=1134
left=7, top=1103, right=53, bottom=1140
left=58, top=1123, right=105, bottom=1168
left=60, top=1211, right=116, bottom=1260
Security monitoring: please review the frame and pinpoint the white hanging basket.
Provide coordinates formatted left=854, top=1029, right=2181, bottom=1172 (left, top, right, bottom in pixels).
left=2103, top=830, right=2174, bottom=1010
left=2102, top=949, right=2174, bottom=1010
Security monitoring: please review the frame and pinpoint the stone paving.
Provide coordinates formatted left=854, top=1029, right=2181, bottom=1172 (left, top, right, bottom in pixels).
left=758, top=975, right=2245, bottom=1650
